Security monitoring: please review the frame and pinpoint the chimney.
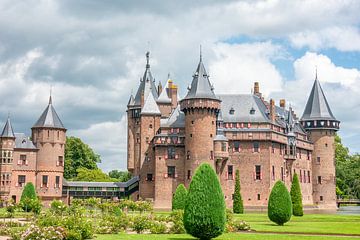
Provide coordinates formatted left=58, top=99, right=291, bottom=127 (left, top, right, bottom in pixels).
left=158, top=82, right=162, bottom=95
left=280, top=99, right=286, bottom=108
left=270, top=99, right=275, bottom=122
left=169, top=82, right=178, bottom=109
left=254, top=82, right=261, bottom=97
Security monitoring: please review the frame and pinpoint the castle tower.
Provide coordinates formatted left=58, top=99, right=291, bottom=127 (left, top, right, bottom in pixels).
left=0, top=117, right=15, bottom=200
left=300, top=74, right=339, bottom=209
left=127, top=52, right=159, bottom=177
left=31, top=95, right=66, bottom=201
left=180, top=55, right=221, bottom=186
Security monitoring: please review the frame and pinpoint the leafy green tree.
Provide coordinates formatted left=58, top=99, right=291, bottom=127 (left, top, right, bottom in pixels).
left=290, top=173, right=303, bottom=216
left=172, top=184, right=188, bottom=210
left=184, top=163, right=226, bottom=239
left=233, top=170, right=244, bottom=214
left=64, top=136, right=101, bottom=179
left=74, top=168, right=118, bottom=182
left=20, top=183, right=37, bottom=212
left=268, top=181, right=292, bottom=226
left=335, top=135, right=360, bottom=199
left=108, top=170, right=132, bottom=182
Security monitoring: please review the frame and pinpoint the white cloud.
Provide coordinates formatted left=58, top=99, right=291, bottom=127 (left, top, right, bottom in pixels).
left=290, top=27, right=360, bottom=51
left=209, top=42, right=284, bottom=96
left=70, top=116, right=127, bottom=172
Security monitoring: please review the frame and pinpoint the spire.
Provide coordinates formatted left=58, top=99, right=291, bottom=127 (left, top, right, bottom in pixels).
left=1, top=116, right=15, bottom=138
left=301, top=74, right=336, bottom=121
left=133, top=52, right=159, bottom=106
left=127, top=94, right=135, bottom=106
left=33, top=95, right=65, bottom=129
left=199, top=45, right=202, bottom=62
left=183, top=53, right=218, bottom=101
left=49, top=86, right=53, bottom=105
left=146, top=51, right=150, bottom=69
left=286, top=106, right=295, bottom=134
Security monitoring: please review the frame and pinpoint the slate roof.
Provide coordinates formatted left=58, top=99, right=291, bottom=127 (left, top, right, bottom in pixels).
left=141, top=93, right=161, bottom=115
left=133, top=52, right=159, bottom=105
left=1, top=117, right=15, bottom=138
left=14, top=133, right=36, bottom=149
left=63, top=176, right=140, bottom=188
left=157, top=79, right=172, bottom=103
left=127, top=94, right=135, bottom=106
left=183, top=58, right=218, bottom=100
left=33, top=96, right=65, bottom=129
left=218, top=94, right=269, bottom=123
left=160, top=105, right=185, bottom=128
left=301, top=77, right=337, bottom=121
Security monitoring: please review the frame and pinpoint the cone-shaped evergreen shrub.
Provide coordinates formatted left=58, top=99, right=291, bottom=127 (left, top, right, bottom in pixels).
left=290, top=173, right=303, bottom=216
left=268, top=180, right=292, bottom=225
left=172, top=184, right=188, bottom=210
left=184, top=163, right=226, bottom=239
left=233, top=170, right=244, bottom=214
left=20, top=182, right=37, bottom=212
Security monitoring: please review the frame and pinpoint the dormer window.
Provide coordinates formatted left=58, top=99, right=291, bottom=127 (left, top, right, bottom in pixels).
left=229, top=107, right=235, bottom=115
left=250, top=107, right=256, bottom=115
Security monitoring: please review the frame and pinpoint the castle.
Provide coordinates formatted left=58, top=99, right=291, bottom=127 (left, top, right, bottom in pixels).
left=0, top=96, right=66, bottom=204
left=127, top=52, right=340, bottom=210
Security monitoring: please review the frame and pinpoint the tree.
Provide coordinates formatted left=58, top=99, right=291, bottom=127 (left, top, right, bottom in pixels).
left=108, top=170, right=132, bottom=182
left=184, top=163, right=226, bottom=239
left=74, top=168, right=118, bottom=182
left=268, top=181, right=292, bottom=226
left=290, top=173, right=303, bottom=216
left=172, top=184, right=188, bottom=210
left=233, top=169, right=244, bottom=214
left=20, top=183, right=37, bottom=212
left=64, top=136, right=101, bottom=179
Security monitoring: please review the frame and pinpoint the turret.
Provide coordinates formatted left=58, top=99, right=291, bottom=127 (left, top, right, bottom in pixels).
left=180, top=53, right=221, bottom=186
left=213, top=110, right=228, bottom=174
left=31, top=95, right=66, bottom=199
left=300, top=73, right=339, bottom=209
left=0, top=116, right=16, bottom=197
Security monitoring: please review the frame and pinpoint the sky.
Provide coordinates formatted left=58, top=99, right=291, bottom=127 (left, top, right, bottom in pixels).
left=0, top=0, right=359, bottom=172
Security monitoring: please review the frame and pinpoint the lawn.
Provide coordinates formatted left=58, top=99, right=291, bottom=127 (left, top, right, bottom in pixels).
left=234, top=213, right=360, bottom=235
left=96, top=233, right=359, bottom=240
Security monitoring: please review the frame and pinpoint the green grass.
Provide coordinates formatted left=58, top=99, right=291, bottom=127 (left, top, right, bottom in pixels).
left=96, top=233, right=360, bottom=240
left=233, top=213, right=360, bottom=235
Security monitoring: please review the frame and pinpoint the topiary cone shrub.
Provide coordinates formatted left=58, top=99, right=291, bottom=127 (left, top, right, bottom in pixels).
left=172, top=184, right=188, bottom=210
left=233, top=169, right=244, bottom=214
left=184, top=163, right=226, bottom=240
left=20, top=182, right=37, bottom=212
left=290, top=173, right=304, bottom=216
left=268, top=180, right=292, bottom=226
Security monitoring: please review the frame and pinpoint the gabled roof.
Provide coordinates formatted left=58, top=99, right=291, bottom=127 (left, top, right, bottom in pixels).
left=1, top=117, right=15, bottom=138
left=14, top=133, right=36, bottom=149
left=301, top=76, right=336, bottom=121
left=133, top=52, right=159, bottom=105
left=157, top=79, right=172, bottom=103
left=183, top=57, right=218, bottom=100
left=161, top=105, right=185, bottom=128
left=33, top=96, right=65, bottom=129
left=141, top=92, right=161, bottom=115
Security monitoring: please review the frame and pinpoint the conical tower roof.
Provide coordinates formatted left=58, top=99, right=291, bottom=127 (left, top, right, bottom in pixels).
left=141, top=92, right=161, bottom=115
left=183, top=56, right=218, bottom=100
left=33, top=96, right=65, bottom=129
left=157, top=78, right=172, bottom=103
left=1, top=117, right=15, bottom=138
left=133, top=52, right=159, bottom=105
left=301, top=75, right=336, bottom=121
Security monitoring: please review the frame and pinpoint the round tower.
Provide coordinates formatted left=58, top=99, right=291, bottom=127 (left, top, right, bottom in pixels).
left=31, top=96, right=66, bottom=201
left=180, top=56, right=221, bottom=186
left=0, top=117, right=16, bottom=199
left=300, top=74, right=340, bottom=209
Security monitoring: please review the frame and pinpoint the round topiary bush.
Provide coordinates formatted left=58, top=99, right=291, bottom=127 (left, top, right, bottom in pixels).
left=172, top=184, right=188, bottom=210
left=268, top=180, right=292, bottom=226
left=290, top=173, right=304, bottom=216
left=233, top=170, right=244, bottom=214
left=183, top=163, right=226, bottom=239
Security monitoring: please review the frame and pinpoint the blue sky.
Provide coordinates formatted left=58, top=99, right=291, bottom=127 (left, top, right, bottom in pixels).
left=0, top=0, right=359, bottom=171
